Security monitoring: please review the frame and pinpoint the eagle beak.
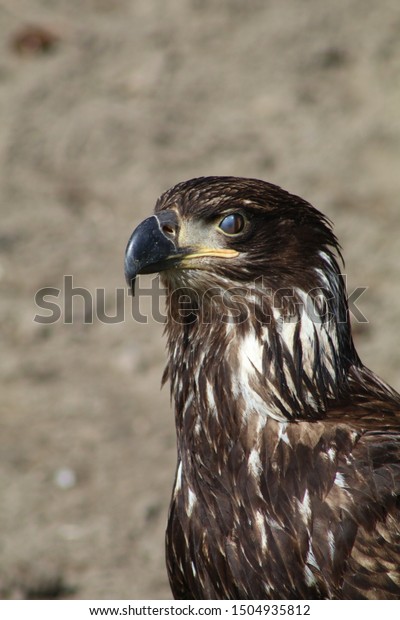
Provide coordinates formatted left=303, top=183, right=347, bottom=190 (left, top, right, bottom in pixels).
left=125, top=211, right=240, bottom=294
left=124, top=212, right=182, bottom=294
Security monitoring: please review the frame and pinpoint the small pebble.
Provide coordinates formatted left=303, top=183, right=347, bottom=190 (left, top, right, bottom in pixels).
left=54, top=467, right=76, bottom=490
left=11, top=25, right=59, bottom=56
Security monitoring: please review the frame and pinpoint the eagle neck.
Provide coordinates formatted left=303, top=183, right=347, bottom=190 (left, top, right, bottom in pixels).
left=165, top=284, right=358, bottom=451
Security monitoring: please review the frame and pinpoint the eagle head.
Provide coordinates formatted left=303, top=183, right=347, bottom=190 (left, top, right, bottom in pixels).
left=126, top=176, right=341, bottom=294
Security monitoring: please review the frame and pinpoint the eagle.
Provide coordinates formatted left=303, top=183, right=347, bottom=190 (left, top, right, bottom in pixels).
left=124, top=176, right=400, bottom=600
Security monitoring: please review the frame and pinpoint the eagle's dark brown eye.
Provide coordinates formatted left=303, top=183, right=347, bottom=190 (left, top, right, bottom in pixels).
left=218, top=213, right=245, bottom=235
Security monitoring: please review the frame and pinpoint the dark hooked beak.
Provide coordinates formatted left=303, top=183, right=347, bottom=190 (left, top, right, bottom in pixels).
left=124, top=211, right=182, bottom=294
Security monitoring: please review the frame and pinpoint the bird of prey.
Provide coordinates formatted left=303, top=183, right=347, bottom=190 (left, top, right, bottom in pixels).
left=124, top=176, right=400, bottom=600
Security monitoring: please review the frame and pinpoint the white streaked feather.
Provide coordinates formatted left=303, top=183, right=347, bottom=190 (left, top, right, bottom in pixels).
left=174, top=461, right=182, bottom=496
left=306, top=545, right=320, bottom=570
left=304, top=564, right=317, bottom=587
left=334, top=472, right=346, bottom=488
left=328, top=530, right=335, bottom=562
left=187, top=488, right=197, bottom=517
left=327, top=447, right=336, bottom=462
left=248, top=448, right=262, bottom=477
left=255, top=510, right=267, bottom=554
left=277, top=421, right=291, bottom=446
left=298, top=488, right=312, bottom=523
left=230, top=331, right=289, bottom=423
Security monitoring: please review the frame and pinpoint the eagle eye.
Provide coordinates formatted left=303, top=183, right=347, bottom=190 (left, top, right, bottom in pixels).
left=218, top=213, right=245, bottom=236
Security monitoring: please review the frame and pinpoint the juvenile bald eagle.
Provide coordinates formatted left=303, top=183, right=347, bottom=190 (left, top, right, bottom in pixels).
left=124, top=177, right=400, bottom=600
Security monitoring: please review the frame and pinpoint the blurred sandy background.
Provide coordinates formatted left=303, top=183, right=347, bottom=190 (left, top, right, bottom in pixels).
left=0, top=0, right=399, bottom=600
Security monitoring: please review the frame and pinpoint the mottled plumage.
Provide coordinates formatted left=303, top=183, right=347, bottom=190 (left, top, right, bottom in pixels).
left=125, top=176, right=400, bottom=599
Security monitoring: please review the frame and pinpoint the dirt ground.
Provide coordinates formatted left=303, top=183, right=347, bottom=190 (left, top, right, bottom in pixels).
left=0, top=0, right=400, bottom=600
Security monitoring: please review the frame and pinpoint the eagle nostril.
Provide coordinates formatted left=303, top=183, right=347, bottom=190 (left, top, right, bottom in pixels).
left=157, top=210, right=180, bottom=241
left=162, top=224, right=177, bottom=238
